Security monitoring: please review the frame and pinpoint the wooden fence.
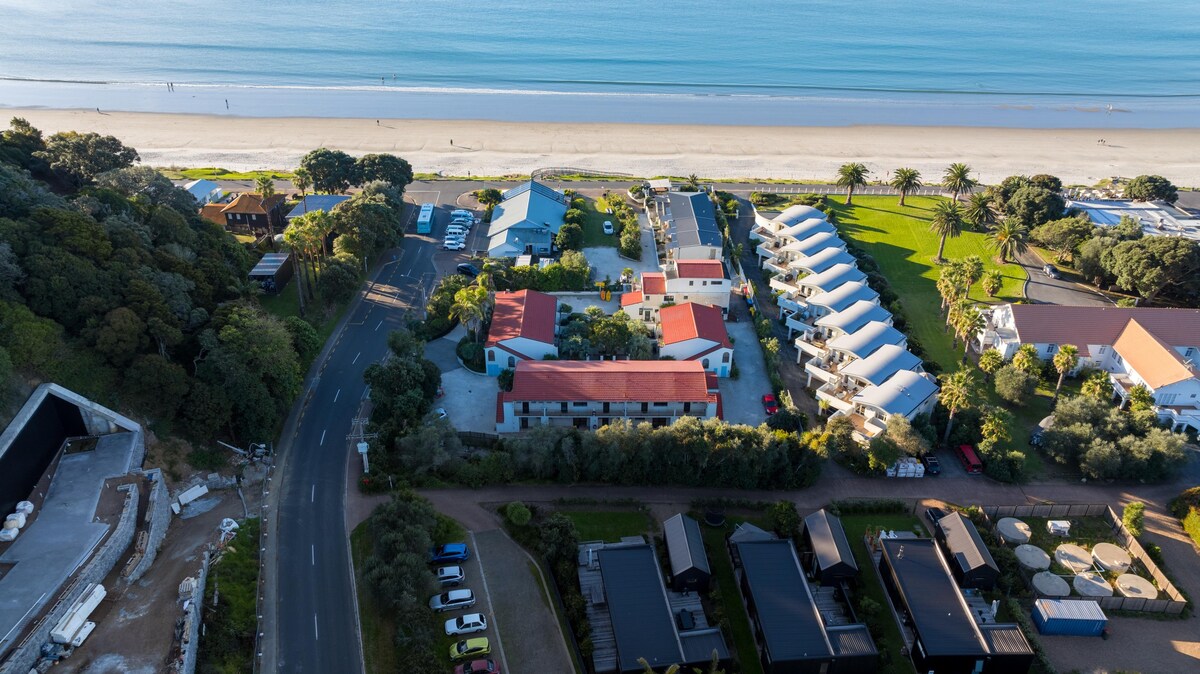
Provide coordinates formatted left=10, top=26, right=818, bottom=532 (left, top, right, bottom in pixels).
left=979, top=504, right=1188, bottom=615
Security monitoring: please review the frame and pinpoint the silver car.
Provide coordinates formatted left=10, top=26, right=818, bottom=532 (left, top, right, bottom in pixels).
left=437, top=565, right=465, bottom=587
left=430, top=588, right=476, bottom=612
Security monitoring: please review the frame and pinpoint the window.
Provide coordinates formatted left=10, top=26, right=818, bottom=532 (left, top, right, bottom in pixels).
left=1045, top=344, right=1057, bottom=354
left=487, top=350, right=495, bottom=361
left=508, top=356, right=515, bottom=367
left=653, top=402, right=668, bottom=407
left=1098, top=345, right=1108, bottom=355
left=702, top=358, right=710, bottom=369
left=663, top=295, right=675, bottom=303
left=521, top=402, right=529, bottom=414
left=701, top=280, right=708, bottom=286
left=602, top=402, right=610, bottom=413
left=722, top=352, right=731, bottom=363
left=1187, top=347, right=1197, bottom=358
left=683, top=402, right=691, bottom=413
left=560, top=402, right=568, bottom=413
left=572, top=401, right=587, bottom=408
left=641, top=402, right=649, bottom=413
left=688, top=281, right=694, bottom=286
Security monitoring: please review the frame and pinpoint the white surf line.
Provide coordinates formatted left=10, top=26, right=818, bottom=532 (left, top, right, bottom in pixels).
left=352, top=351, right=361, bottom=364
left=333, top=388, right=340, bottom=402
left=311, top=544, right=316, bottom=566
left=320, top=430, right=326, bottom=446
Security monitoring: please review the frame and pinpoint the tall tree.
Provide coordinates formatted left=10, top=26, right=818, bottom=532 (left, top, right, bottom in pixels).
left=1052, top=344, right=1079, bottom=405
left=1012, top=343, right=1040, bottom=373
left=356, top=153, right=413, bottom=188
left=475, top=188, right=503, bottom=207
left=36, top=131, right=139, bottom=186
left=938, top=368, right=977, bottom=445
left=283, top=221, right=314, bottom=305
left=836, top=163, right=869, bottom=205
left=292, top=167, right=311, bottom=196
left=1125, top=174, right=1177, bottom=203
left=964, top=191, right=996, bottom=230
left=1106, top=236, right=1200, bottom=304
left=953, top=303, right=985, bottom=356
left=929, top=200, right=964, bottom=262
left=450, top=286, right=489, bottom=342
left=978, top=348, right=1004, bottom=380
left=299, top=148, right=359, bottom=193
left=981, top=269, right=1003, bottom=297
left=942, top=163, right=976, bottom=202
left=989, top=218, right=1029, bottom=263
left=890, top=167, right=922, bottom=206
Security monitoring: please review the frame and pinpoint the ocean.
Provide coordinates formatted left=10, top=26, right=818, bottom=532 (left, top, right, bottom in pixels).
left=1, top=0, right=1197, bottom=127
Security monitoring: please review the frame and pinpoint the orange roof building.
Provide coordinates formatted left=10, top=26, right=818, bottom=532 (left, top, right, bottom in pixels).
left=485, top=290, right=559, bottom=376
left=218, top=192, right=287, bottom=237
left=622, top=260, right=731, bottom=323
left=659, top=303, right=734, bottom=377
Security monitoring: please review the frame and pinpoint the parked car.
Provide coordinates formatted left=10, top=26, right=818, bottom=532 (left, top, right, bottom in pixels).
left=449, top=638, right=491, bottom=662
left=1043, top=264, right=1061, bottom=279
left=1030, top=415, right=1055, bottom=446
left=955, top=444, right=983, bottom=474
left=433, top=407, right=448, bottom=420
left=761, top=394, right=779, bottom=415
left=429, top=589, right=476, bottom=612
left=922, top=455, right=941, bottom=475
left=445, top=613, right=488, bottom=636
left=437, top=566, right=465, bottom=587
left=926, top=506, right=948, bottom=525
left=457, top=263, right=482, bottom=278
left=451, top=216, right=474, bottom=227
left=603, top=220, right=614, bottom=235
left=430, top=543, right=470, bottom=564
left=451, top=209, right=475, bottom=220
left=443, top=239, right=466, bottom=250
left=455, top=659, right=501, bottom=674
left=446, top=226, right=468, bottom=237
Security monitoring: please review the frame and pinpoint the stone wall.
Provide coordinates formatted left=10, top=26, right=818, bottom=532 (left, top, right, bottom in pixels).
left=0, top=485, right=140, bottom=674
left=127, top=469, right=171, bottom=584
left=179, top=550, right=210, bottom=674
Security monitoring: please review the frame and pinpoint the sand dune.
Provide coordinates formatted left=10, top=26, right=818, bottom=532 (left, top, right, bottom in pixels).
left=10, top=108, right=1200, bottom=186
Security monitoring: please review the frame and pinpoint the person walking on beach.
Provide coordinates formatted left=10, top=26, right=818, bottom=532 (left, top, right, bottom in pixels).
left=225, top=99, right=229, bottom=109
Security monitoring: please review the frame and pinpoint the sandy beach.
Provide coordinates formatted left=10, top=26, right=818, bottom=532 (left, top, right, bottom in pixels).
left=10, top=108, right=1200, bottom=186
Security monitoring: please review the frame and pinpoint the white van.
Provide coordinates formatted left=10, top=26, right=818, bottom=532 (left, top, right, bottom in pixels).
left=446, top=225, right=468, bottom=237
left=450, top=209, right=474, bottom=219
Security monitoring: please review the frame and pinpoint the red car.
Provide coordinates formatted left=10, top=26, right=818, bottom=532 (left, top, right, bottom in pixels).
left=455, top=660, right=501, bottom=674
left=761, top=394, right=779, bottom=415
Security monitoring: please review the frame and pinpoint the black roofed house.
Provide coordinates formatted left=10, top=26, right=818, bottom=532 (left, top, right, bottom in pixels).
left=877, top=538, right=1033, bottom=674
left=664, top=192, right=723, bottom=261
left=734, top=538, right=877, bottom=674
left=663, top=513, right=712, bottom=592
left=935, top=511, right=1001, bottom=591
left=802, top=509, right=859, bottom=586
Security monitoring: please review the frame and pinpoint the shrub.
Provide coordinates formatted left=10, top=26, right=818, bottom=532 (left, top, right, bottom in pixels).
left=456, top=337, right=485, bottom=372
left=1123, top=501, right=1145, bottom=537
left=994, top=364, right=1037, bottom=404
left=497, top=368, right=514, bottom=391
left=505, top=501, right=532, bottom=526
left=769, top=500, right=801, bottom=537
left=563, top=208, right=585, bottom=225
left=1184, top=509, right=1200, bottom=550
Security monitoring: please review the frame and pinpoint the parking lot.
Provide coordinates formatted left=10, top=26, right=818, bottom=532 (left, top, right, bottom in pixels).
left=433, top=538, right=508, bottom=673
left=717, top=320, right=771, bottom=426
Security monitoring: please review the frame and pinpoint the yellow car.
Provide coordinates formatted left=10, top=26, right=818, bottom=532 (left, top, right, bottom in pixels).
left=449, top=637, right=491, bottom=662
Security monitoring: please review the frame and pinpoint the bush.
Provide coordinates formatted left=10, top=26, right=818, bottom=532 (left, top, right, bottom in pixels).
left=1123, top=501, right=1145, bottom=537
left=456, top=337, right=485, bottom=372
left=505, top=501, right=532, bottom=526
left=497, top=368, right=514, bottom=391
left=769, top=500, right=801, bottom=537
left=1184, top=509, right=1200, bottom=550
left=556, top=222, right=583, bottom=251
left=994, top=364, right=1037, bottom=404
left=563, top=208, right=585, bottom=225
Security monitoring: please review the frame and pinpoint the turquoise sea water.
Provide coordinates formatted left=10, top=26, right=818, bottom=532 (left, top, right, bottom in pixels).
left=1, top=0, right=1198, bottom=126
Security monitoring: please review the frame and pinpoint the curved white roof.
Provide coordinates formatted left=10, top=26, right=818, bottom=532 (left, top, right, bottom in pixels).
left=781, top=231, right=846, bottom=259
left=852, top=370, right=939, bottom=417
left=788, top=248, right=855, bottom=276
left=778, top=218, right=836, bottom=241
left=828, top=320, right=906, bottom=359
left=806, top=281, right=879, bottom=313
left=798, top=263, right=867, bottom=293
left=775, top=204, right=827, bottom=226
left=815, top=300, right=893, bottom=334
left=839, top=344, right=923, bottom=386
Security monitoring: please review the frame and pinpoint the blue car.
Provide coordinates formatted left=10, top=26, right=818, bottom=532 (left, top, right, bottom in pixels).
left=430, top=543, right=470, bottom=564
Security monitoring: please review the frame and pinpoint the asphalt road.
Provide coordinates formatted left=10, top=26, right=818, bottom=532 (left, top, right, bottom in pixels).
left=1015, top=248, right=1113, bottom=306
left=268, top=200, right=473, bottom=673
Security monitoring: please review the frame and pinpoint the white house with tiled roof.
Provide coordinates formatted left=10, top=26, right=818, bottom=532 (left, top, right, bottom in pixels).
left=659, top=303, right=734, bottom=377
left=621, top=259, right=730, bottom=323
left=484, top=290, right=559, bottom=376
left=978, top=304, right=1200, bottom=431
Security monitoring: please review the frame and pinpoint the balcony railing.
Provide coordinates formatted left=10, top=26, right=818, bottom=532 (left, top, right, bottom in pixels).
left=815, top=384, right=854, bottom=412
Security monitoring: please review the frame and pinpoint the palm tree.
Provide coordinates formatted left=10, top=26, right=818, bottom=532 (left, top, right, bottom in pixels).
left=929, top=200, right=964, bottom=262
left=942, top=163, right=977, bottom=202
left=938, top=368, right=977, bottom=445
left=1012, top=343, right=1040, bottom=373
left=293, top=168, right=311, bottom=196
left=450, top=286, right=489, bottom=342
left=255, top=175, right=276, bottom=199
left=686, top=173, right=700, bottom=191
left=890, top=167, right=922, bottom=206
left=954, top=304, right=985, bottom=357
left=963, top=255, right=984, bottom=287
left=989, top=218, right=1029, bottom=264
left=638, top=660, right=680, bottom=674
left=981, top=270, right=1003, bottom=297
left=978, top=349, right=1004, bottom=380
left=1052, top=344, right=1079, bottom=405
left=1081, top=370, right=1112, bottom=401
left=282, top=222, right=315, bottom=303
left=836, top=163, right=869, bottom=205
left=964, top=191, right=995, bottom=230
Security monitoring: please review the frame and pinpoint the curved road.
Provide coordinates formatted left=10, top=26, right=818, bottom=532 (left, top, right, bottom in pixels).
left=265, top=198, right=466, bottom=672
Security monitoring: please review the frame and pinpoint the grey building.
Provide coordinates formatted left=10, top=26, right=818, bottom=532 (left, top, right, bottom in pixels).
left=801, top=509, right=859, bottom=586
left=486, top=180, right=569, bottom=257
left=935, top=512, right=1001, bottom=591
left=664, top=192, right=723, bottom=260
left=663, top=513, right=711, bottom=592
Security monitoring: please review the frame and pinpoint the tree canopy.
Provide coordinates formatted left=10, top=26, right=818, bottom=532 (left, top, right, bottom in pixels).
left=299, top=148, right=359, bottom=193
left=1125, top=174, right=1177, bottom=203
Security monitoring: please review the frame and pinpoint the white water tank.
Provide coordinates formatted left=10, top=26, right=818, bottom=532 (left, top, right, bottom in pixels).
left=70, top=621, right=97, bottom=647
left=0, top=528, right=16, bottom=542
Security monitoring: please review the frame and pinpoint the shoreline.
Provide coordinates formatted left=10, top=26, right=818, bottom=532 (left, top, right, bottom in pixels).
left=9, top=108, right=1200, bottom=186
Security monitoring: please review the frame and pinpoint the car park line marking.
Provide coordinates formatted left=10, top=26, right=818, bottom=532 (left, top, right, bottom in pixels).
left=333, top=389, right=340, bottom=402
left=352, top=351, right=361, bottom=364
left=469, top=531, right=509, bottom=674
left=319, top=430, right=326, bottom=446
left=312, top=545, right=316, bottom=566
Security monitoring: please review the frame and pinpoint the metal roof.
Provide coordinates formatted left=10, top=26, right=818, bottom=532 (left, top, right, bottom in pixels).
left=666, top=192, right=722, bottom=250
left=879, top=538, right=988, bottom=657
left=597, top=545, right=685, bottom=672
left=936, top=512, right=1000, bottom=576
left=979, top=625, right=1032, bottom=654
left=851, top=369, right=938, bottom=417
left=1033, top=598, right=1107, bottom=622
left=729, top=522, right=775, bottom=544
left=286, top=194, right=351, bottom=219
left=663, top=513, right=711, bottom=577
left=773, top=204, right=826, bottom=226
left=778, top=217, right=836, bottom=241
left=798, top=263, right=867, bottom=294
left=828, top=321, right=906, bottom=360
left=488, top=180, right=568, bottom=238
left=826, top=625, right=877, bottom=657
left=734, top=539, right=833, bottom=662
left=839, top=344, right=923, bottom=387
left=802, top=509, right=858, bottom=575
left=815, top=300, right=892, bottom=334
left=788, top=247, right=855, bottom=276
left=780, top=231, right=844, bottom=258
left=806, top=281, right=879, bottom=314
left=248, top=253, right=291, bottom=277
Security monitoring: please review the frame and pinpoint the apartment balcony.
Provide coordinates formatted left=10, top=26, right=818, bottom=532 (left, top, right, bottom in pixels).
left=785, top=314, right=814, bottom=340
left=770, top=274, right=808, bottom=295
left=794, top=333, right=827, bottom=360
left=815, top=383, right=854, bottom=413
left=1160, top=405, right=1200, bottom=433
left=777, top=295, right=804, bottom=316
left=830, top=409, right=886, bottom=444
left=804, top=357, right=841, bottom=384
left=757, top=240, right=784, bottom=260
left=749, top=225, right=775, bottom=243
left=762, top=257, right=789, bottom=275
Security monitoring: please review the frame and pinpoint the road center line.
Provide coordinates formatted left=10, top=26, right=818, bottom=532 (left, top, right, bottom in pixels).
left=375, top=320, right=383, bottom=331
left=320, top=430, right=326, bottom=446
left=311, top=484, right=315, bottom=503
left=352, top=351, right=361, bottom=364
left=313, top=613, right=319, bottom=640
left=312, top=544, right=316, bottom=566
left=333, top=388, right=340, bottom=402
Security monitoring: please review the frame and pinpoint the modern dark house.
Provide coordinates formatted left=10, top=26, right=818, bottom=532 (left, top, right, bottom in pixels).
left=580, top=543, right=730, bottom=674
left=664, top=192, right=723, bottom=260
left=221, top=192, right=286, bottom=238
left=663, top=513, right=712, bottom=592
left=247, top=252, right=294, bottom=294
left=877, top=538, right=1033, bottom=674
left=802, top=509, right=859, bottom=586
left=734, top=539, right=877, bottom=674
left=935, top=511, right=1001, bottom=591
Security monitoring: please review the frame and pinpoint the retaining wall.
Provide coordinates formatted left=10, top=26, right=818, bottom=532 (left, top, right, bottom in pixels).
left=179, top=549, right=210, bottom=674
left=127, top=469, right=172, bottom=584
left=0, top=485, right=140, bottom=674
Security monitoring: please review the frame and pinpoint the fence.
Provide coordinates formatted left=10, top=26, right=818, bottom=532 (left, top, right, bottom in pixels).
left=979, top=504, right=1188, bottom=615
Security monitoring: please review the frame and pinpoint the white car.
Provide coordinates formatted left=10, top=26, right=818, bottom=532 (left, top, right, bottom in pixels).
left=446, top=613, right=488, bottom=636
left=434, top=407, right=448, bottom=419
left=429, top=588, right=476, bottom=612
left=446, top=226, right=469, bottom=238
left=442, top=239, right=466, bottom=250
left=437, top=566, right=465, bottom=587
left=603, top=220, right=614, bottom=235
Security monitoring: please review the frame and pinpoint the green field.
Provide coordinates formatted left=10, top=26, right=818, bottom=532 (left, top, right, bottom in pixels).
left=561, top=509, right=651, bottom=542
left=159, top=166, right=296, bottom=182
left=827, top=195, right=1027, bottom=372
left=579, top=195, right=621, bottom=248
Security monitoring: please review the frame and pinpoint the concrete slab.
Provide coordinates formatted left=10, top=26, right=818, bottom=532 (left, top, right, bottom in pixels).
left=549, top=292, right=619, bottom=315
left=717, top=321, right=771, bottom=426
left=0, top=433, right=137, bottom=652
left=439, top=368, right=500, bottom=434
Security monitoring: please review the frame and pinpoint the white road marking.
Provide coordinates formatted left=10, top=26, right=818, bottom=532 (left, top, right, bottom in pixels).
left=375, top=320, right=383, bottom=331
left=313, top=613, right=319, bottom=640
left=311, top=484, right=315, bottom=503
left=362, top=386, right=371, bottom=400
left=320, top=430, right=327, bottom=446
left=312, top=545, right=316, bottom=566
left=469, top=531, right=509, bottom=674
left=333, top=388, right=340, bottom=402
left=352, top=351, right=361, bottom=364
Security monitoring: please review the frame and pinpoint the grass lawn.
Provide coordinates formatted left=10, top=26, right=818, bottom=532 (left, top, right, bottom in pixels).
left=838, top=513, right=923, bottom=674
left=579, top=195, right=620, bottom=248
left=561, top=509, right=651, bottom=542
left=827, top=195, right=1028, bottom=373
left=159, top=166, right=295, bottom=182
left=699, top=517, right=767, bottom=674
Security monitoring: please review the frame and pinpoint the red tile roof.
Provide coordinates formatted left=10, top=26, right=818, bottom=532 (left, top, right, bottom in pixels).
left=508, top=360, right=711, bottom=402
left=1010, top=305, right=1200, bottom=347
left=642, top=272, right=667, bottom=295
left=675, top=260, right=725, bottom=279
left=199, top=203, right=226, bottom=225
left=487, top=290, right=558, bottom=347
left=620, top=290, right=644, bottom=307
left=1112, top=320, right=1195, bottom=388
left=221, top=193, right=285, bottom=215
left=660, top=303, right=731, bottom=347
